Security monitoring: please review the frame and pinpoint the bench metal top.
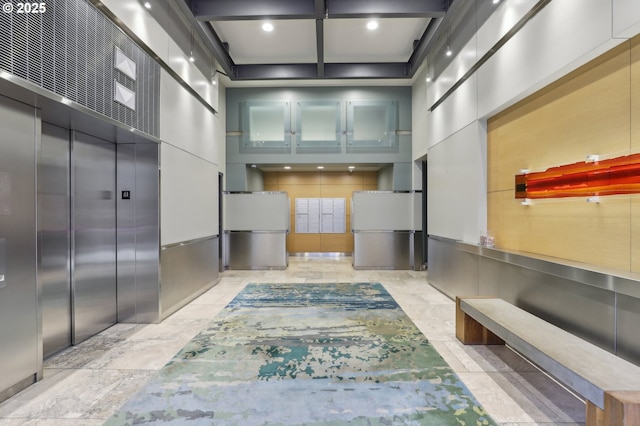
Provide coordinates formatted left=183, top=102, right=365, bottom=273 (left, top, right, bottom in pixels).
left=460, top=297, right=640, bottom=409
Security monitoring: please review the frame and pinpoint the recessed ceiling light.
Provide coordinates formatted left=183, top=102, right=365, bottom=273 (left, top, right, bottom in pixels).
left=262, top=22, right=274, bottom=32
left=366, top=20, right=379, bottom=30
left=143, top=1, right=151, bottom=9
left=317, top=166, right=325, bottom=170
left=284, top=166, right=291, bottom=170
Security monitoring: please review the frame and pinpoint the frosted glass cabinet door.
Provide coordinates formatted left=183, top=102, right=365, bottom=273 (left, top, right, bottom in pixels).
left=241, top=101, right=291, bottom=152
left=346, top=100, right=398, bottom=152
left=295, top=100, right=342, bottom=153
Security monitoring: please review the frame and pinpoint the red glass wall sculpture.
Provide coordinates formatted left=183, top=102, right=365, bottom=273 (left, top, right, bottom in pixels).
left=515, top=153, right=640, bottom=199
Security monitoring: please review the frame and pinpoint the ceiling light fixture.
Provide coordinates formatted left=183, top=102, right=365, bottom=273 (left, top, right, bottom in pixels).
left=143, top=1, right=151, bottom=9
left=445, top=47, right=452, bottom=57
left=262, top=22, right=274, bottom=32
left=366, top=20, right=379, bottom=30
left=492, top=0, right=500, bottom=4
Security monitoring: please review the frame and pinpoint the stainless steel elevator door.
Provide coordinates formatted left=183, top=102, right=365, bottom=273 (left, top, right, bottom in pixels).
left=72, top=133, right=117, bottom=344
left=39, top=123, right=71, bottom=357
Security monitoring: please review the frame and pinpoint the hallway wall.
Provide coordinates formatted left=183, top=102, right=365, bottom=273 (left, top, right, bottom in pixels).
left=413, top=0, right=640, bottom=245
left=487, top=40, right=640, bottom=272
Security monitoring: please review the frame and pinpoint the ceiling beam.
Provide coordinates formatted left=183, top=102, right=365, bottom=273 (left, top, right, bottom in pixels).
left=232, top=62, right=409, bottom=80
left=327, top=0, right=447, bottom=18
left=192, top=0, right=321, bottom=21
left=407, top=17, right=442, bottom=77
left=324, top=63, right=409, bottom=79
left=234, top=64, right=319, bottom=80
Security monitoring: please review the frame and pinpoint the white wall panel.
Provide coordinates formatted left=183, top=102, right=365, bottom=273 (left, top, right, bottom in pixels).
left=160, top=143, right=218, bottom=245
left=411, top=65, right=429, bottom=162
left=613, top=0, right=640, bottom=38
left=427, top=122, right=486, bottom=243
left=160, top=69, right=218, bottom=164
left=426, top=73, right=478, bottom=150
left=477, top=0, right=620, bottom=119
left=476, top=0, right=538, bottom=58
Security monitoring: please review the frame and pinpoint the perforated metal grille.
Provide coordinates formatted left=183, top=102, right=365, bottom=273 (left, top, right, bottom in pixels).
left=0, top=0, right=159, bottom=136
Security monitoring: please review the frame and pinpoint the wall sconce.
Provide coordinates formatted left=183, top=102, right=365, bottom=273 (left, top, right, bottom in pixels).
left=586, top=196, right=600, bottom=203
left=521, top=198, right=532, bottom=206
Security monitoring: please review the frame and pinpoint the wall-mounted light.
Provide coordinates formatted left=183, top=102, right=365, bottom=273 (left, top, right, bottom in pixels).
left=492, top=0, right=500, bottom=4
left=348, top=166, right=355, bottom=170
left=262, top=22, right=274, bottom=32
left=317, top=166, right=325, bottom=170
left=586, top=154, right=600, bottom=163
left=445, top=47, right=452, bottom=57
left=366, top=20, right=379, bottom=30
left=521, top=198, right=532, bottom=206
left=284, top=166, right=291, bottom=170
left=586, top=196, right=600, bottom=203
left=143, top=1, right=151, bottom=9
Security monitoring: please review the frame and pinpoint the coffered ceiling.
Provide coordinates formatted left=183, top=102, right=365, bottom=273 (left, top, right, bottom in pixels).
left=178, top=0, right=450, bottom=81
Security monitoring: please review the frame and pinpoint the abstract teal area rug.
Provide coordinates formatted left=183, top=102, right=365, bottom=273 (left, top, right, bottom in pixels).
left=106, top=283, right=496, bottom=425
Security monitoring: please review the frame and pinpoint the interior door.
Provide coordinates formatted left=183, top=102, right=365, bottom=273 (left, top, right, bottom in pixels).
left=72, top=132, right=117, bottom=344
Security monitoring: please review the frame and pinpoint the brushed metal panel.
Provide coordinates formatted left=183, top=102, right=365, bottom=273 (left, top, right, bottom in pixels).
left=427, top=237, right=479, bottom=298
left=353, top=232, right=411, bottom=270
left=616, top=293, right=640, bottom=365
left=0, top=94, right=38, bottom=398
left=39, top=123, right=71, bottom=358
left=224, top=232, right=287, bottom=270
left=478, top=257, right=616, bottom=353
left=160, top=237, right=219, bottom=319
left=133, top=143, right=160, bottom=324
left=116, top=144, right=137, bottom=323
left=72, top=132, right=117, bottom=344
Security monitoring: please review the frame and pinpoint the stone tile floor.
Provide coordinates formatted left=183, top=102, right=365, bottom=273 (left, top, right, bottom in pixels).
left=0, top=256, right=585, bottom=425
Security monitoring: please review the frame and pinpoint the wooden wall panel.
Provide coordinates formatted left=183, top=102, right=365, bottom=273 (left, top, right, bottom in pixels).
left=488, top=191, right=631, bottom=271
left=487, top=39, right=638, bottom=272
left=632, top=36, right=640, bottom=152
left=488, top=42, right=631, bottom=193
left=632, top=198, right=640, bottom=273
left=267, top=171, right=377, bottom=253
left=631, top=36, right=640, bottom=273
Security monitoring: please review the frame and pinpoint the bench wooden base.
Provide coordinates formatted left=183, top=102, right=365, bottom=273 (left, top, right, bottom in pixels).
left=455, top=296, right=504, bottom=345
left=587, top=391, right=640, bottom=426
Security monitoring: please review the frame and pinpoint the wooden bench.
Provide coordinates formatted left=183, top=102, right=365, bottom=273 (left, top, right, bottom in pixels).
left=456, top=296, right=640, bottom=425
